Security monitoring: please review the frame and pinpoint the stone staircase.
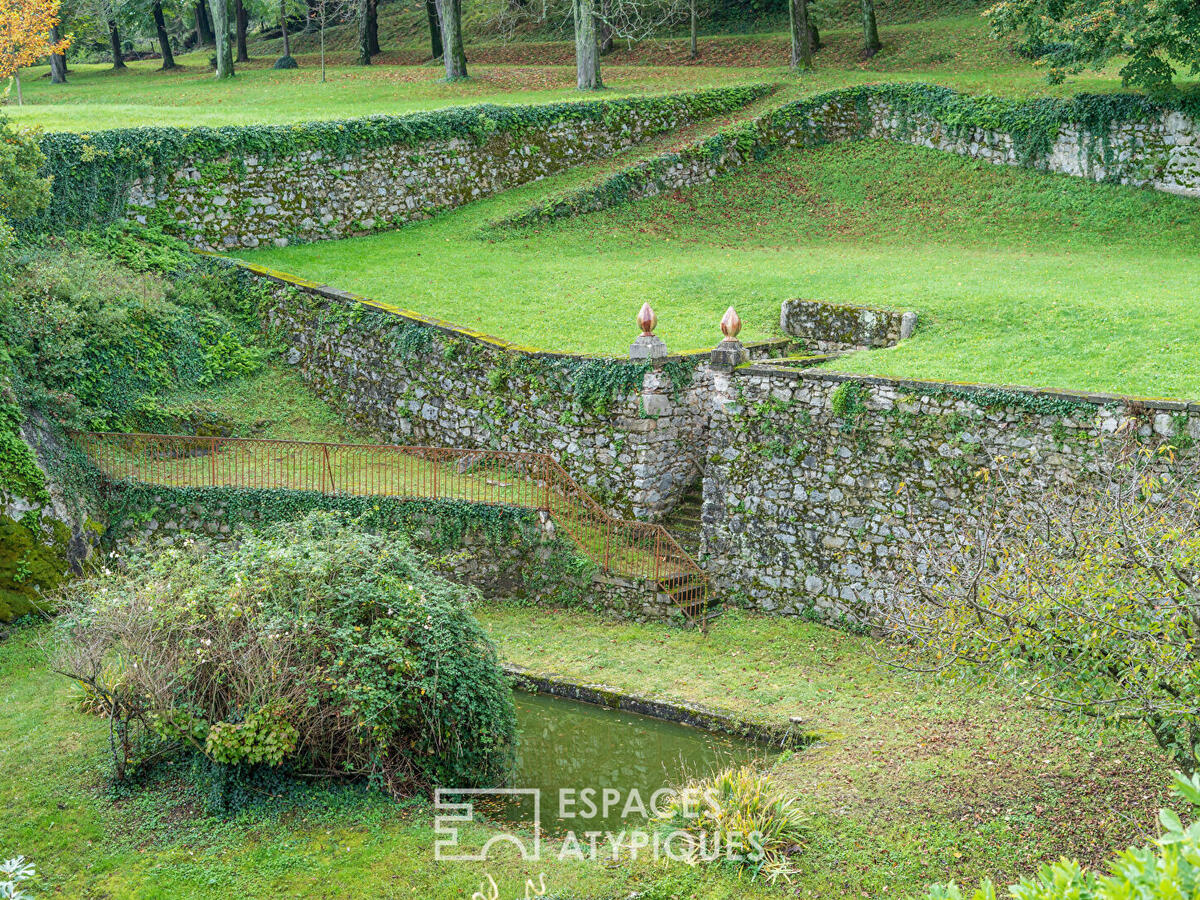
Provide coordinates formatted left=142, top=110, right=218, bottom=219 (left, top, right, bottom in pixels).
left=665, top=479, right=704, bottom=559
left=662, top=480, right=722, bottom=625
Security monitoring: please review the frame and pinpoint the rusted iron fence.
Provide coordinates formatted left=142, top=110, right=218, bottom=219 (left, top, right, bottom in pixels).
left=74, top=432, right=712, bottom=627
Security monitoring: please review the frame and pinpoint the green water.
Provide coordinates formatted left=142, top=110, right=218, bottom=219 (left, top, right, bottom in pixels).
left=487, top=691, right=766, bottom=833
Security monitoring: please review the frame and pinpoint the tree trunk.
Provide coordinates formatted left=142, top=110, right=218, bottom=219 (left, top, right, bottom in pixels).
left=280, top=0, right=292, bottom=56
left=789, top=0, right=812, bottom=71
left=572, top=0, right=601, bottom=89
left=49, top=25, right=68, bottom=83
left=860, top=0, right=881, bottom=58
left=357, top=0, right=371, bottom=64
left=689, top=0, right=697, bottom=59
left=425, top=0, right=442, bottom=58
left=13, top=70, right=21, bottom=105
left=196, top=1, right=215, bottom=45
left=236, top=0, right=250, bottom=61
left=153, top=2, right=178, bottom=69
left=436, top=0, right=467, bottom=79
left=210, top=0, right=235, bottom=77
left=368, top=0, right=380, bottom=55
left=109, top=21, right=127, bottom=69
left=597, top=0, right=612, bottom=55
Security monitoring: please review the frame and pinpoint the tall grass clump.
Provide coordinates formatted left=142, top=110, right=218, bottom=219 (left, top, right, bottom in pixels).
left=655, top=764, right=807, bottom=884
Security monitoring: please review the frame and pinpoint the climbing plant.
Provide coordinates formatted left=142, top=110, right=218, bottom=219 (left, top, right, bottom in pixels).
left=22, top=87, right=766, bottom=236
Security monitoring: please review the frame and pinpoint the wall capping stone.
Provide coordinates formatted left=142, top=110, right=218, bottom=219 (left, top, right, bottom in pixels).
left=734, top=364, right=1199, bottom=414
left=503, top=663, right=813, bottom=748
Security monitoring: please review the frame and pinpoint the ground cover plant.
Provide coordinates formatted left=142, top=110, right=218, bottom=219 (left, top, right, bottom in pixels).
left=0, top=603, right=1175, bottom=897
left=244, top=135, right=1200, bottom=399
left=0, top=228, right=270, bottom=432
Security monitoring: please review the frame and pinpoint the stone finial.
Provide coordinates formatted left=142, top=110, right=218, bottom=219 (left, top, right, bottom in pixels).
left=710, top=306, right=748, bottom=373
left=637, top=303, right=657, bottom=337
left=630, top=303, right=667, bottom=360
left=720, top=306, right=742, bottom=340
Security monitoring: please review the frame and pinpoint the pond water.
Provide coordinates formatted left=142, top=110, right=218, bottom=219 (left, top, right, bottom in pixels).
left=475, top=691, right=767, bottom=834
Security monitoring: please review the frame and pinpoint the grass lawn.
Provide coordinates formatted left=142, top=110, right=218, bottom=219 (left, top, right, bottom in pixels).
left=0, top=606, right=1172, bottom=898
left=5, top=56, right=761, bottom=131
left=6, top=14, right=1178, bottom=132
left=242, top=138, right=1200, bottom=400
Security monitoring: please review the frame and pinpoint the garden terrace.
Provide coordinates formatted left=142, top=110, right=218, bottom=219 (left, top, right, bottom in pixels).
left=244, top=134, right=1200, bottom=399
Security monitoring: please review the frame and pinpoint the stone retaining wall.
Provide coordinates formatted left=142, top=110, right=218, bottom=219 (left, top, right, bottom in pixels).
left=701, top=367, right=1200, bottom=624
left=247, top=262, right=788, bottom=519
left=780, top=299, right=917, bottom=353
left=116, top=90, right=766, bottom=251
left=504, top=85, right=1200, bottom=228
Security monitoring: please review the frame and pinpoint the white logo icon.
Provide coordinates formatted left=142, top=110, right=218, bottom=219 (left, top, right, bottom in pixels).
left=434, top=788, right=542, bottom=862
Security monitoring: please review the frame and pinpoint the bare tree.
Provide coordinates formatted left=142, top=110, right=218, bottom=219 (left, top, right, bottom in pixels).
left=494, top=0, right=684, bottom=91
left=887, top=444, right=1200, bottom=771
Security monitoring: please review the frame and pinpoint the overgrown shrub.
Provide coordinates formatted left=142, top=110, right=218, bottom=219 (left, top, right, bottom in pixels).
left=0, top=117, right=51, bottom=250
left=655, top=765, right=806, bottom=884
left=926, top=772, right=1200, bottom=899
left=55, top=512, right=517, bottom=800
left=0, top=235, right=269, bottom=431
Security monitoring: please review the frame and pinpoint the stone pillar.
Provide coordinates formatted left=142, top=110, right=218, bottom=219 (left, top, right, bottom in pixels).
left=709, top=306, right=747, bottom=373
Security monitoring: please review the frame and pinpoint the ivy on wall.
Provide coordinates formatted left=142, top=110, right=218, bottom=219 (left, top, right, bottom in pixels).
left=23, top=86, right=770, bottom=237
left=104, top=484, right=603, bottom=611
left=502, top=82, right=1200, bottom=226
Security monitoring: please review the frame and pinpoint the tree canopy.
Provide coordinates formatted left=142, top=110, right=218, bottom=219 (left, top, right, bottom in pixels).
left=986, top=0, right=1200, bottom=93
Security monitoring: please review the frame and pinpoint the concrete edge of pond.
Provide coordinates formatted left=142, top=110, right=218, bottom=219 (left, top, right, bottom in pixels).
left=504, top=663, right=815, bottom=751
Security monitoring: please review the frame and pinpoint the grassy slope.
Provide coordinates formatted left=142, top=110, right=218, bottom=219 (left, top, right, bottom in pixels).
left=244, top=138, right=1200, bottom=399
left=158, top=363, right=372, bottom=442
left=0, top=607, right=1170, bottom=898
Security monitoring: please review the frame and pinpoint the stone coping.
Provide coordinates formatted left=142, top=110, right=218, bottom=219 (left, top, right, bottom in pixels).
left=737, top=363, right=1200, bottom=413
left=214, top=254, right=793, bottom=363
left=503, top=663, right=813, bottom=749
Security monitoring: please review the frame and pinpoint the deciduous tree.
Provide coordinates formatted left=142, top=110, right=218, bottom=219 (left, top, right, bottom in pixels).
left=860, top=0, right=879, bottom=58
left=888, top=446, right=1200, bottom=772
left=986, top=0, right=1200, bottom=94
left=788, top=0, right=812, bottom=70
left=424, top=0, right=441, bottom=59
left=208, top=0, right=234, bottom=76
left=0, top=0, right=71, bottom=105
left=435, top=0, right=465, bottom=79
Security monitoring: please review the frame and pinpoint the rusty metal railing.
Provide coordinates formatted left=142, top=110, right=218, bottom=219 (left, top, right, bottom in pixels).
left=73, top=432, right=713, bottom=628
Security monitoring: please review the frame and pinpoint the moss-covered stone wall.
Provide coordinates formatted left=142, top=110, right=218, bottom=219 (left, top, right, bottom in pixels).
left=245, top=262, right=788, bottom=520
left=702, top=367, right=1200, bottom=625
left=115, top=88, right=768, bottom=251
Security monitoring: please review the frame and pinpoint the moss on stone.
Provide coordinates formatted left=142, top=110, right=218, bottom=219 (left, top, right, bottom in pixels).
left=0, top=514, right=69, bottom=621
